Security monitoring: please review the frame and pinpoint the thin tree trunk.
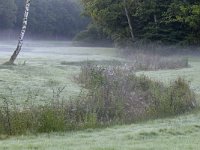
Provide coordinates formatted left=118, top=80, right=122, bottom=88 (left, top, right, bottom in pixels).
left=8, top=0, right=31, bottom=64
left=124, top=0, right=134, bottom=41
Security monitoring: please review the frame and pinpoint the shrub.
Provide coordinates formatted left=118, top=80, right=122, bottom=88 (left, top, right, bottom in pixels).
left=126, top=53, right=189, bottom=71
left=148, top=78, right=196, bottom=117
left=78, top=64, right=196, bottom=123
left=0, top=65, right=196, bottom=136
left=0, top=101, right=98, bottom=135
left=61, top=54, right=189, bottom=72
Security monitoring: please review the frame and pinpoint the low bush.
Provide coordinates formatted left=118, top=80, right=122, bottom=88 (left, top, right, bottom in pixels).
left=77, top=64, right=196, bottom=123
left=125, top=53, right=189, bottom=71
left=61, top=60, right=123, bottom=66
left=0, top=64, right=196, bottom=136
left=119, top=43, right=190, bottom=71
left=61, top=54, right=188, bottom=72
left=147, top=78, right=196, bottom=117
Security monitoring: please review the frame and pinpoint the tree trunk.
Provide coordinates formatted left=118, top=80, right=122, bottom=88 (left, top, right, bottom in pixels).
left=124, top=0, right=134, bottom=41
left=8, top=0, right=31, bottom=64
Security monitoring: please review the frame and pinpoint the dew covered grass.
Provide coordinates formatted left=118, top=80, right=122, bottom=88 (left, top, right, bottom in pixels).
left=1, top=111, right=200, bottom=150
left=0, top=41, right=119, bottom=104
left=0, top=41, right=200, bottom=149
left=137, top=58, right=200, bottom=96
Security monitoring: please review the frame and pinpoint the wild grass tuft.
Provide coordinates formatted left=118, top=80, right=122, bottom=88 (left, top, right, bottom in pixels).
left=0, top=64, right=196, bottom=136
left=77, top=64, right=196, bottom=123
left=125, top=53, right=189, bottom=71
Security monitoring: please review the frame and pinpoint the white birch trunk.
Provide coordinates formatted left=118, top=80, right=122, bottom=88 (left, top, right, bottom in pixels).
left=124, top=0, right=134, bottom=41
left=8, top=0, right=31, bottom=64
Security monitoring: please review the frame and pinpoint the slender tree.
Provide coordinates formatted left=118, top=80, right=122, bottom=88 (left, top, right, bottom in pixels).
left=7, top=0, right=31, bottom=64
left=124, top=0, right=134, bottom=41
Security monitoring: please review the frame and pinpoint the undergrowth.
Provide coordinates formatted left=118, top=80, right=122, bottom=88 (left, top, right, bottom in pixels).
left=0, top=64, right=196, bottom=136
left=126, top=53, right=189, bottom=70
left=77, top=64, right=196, bottom=122
left=60, top=53, right=189, bottom=71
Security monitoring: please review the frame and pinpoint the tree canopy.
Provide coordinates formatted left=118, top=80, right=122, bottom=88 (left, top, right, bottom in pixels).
left=1, top=0, right=200, bottom=45
left=81, top=0, right=200, bottom=45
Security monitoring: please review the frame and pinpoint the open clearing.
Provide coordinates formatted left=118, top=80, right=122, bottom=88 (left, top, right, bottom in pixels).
left=0, top=41, right=118, bottom=104
left=0, top=41, right=200, bottom=150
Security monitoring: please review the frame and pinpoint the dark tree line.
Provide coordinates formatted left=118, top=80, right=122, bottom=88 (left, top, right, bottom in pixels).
left=80, top=0, right=200, bottom=45
left=1, top=0, right=200, bottom=45
left=0, top=0, right=89, bottom=39
left=0, top=0, right=17, bottom=29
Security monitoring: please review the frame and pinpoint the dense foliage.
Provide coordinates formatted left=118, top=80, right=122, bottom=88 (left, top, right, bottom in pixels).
left=0, top=64, right=196, bottom=135
left=1, top=0, right=200, bottom=44
left=81, top=0, right=200, bottom=45
left=0, top=0, right=89, bottom=38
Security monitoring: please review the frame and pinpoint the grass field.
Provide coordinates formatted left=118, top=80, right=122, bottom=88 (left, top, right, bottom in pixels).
left=0, top=41, right=119, bottom=104
left=0, top=41, right=200, bottom=150
left=1, top=111, right=200, bottom=150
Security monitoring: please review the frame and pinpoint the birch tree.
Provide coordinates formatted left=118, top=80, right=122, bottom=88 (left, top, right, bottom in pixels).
left=6, top=0, right=31, bottom=65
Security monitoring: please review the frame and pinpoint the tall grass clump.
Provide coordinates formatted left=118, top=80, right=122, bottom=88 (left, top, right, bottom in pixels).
left=125, top=53, right=189, bottom=71
left=77, top=63, right=196, bottom=123
left=60, top=54, right=189, bottom=71
left=120, top=43, right=189, bottom=71
left=147, top=78, right=196, bottom=117
left=0, top=64, right=196, bottom=136
left=0, top=92, right=99, bottom=135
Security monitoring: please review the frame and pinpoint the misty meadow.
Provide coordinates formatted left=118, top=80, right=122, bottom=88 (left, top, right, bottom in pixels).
left=0, top=0, right=200, bottom=150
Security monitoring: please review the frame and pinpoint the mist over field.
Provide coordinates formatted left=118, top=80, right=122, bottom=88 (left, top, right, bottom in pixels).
left=0, top=39, right=200, bottom=150
left=1, top=0, right=200, bottom=150
left=0, top=40, right=116, bottom=60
